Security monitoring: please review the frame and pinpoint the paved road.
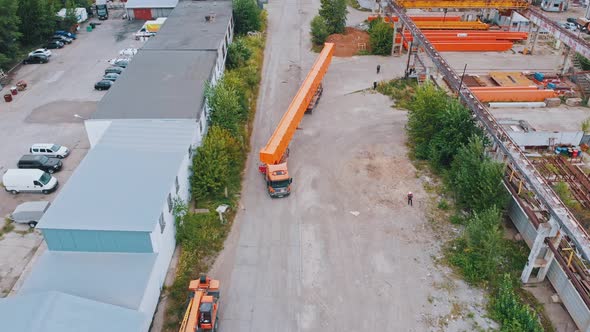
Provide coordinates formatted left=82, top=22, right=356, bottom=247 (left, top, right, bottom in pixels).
left=212, top=2, right=494, bottom=331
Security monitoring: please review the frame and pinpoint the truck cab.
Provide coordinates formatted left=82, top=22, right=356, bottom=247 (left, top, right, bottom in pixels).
left=260, top=163, right=292, bottom=198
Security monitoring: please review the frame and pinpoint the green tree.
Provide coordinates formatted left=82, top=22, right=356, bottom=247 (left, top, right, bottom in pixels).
left=226, top=38, right=252, bottom=69
left=319, top=0, right=347, bottom=34
left=17, top=0, right=57, bottom=46
left=206, top=79, right=247, bottom=138
left=448, top=135, right=508, bottom=213
left=428, top=100, right=480, bottom=170
left=492, top=274, right=543, bottom=332
left=310, top=15, right=329, bottom=45
left=61, top=0, right=78, bottom=30
left=191, top=126, right=241, bottom=200
left=368, top=19, right=393, bottom=55
left=406, top=84, right=449, bottom=159
left=0, top=0, right=21, bottom=69
left=233, top=0, right=261, bottom=35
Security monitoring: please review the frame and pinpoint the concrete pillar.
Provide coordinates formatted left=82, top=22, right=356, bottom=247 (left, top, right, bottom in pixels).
left=521, top=222, right=551, bottom=283
left=561, top=46, right=572, bottom=75
left=529, top=25, right=540, bottom=55
left=392, top=23, right=398, bottom=56
left=537, top=231, right=564, bottom=281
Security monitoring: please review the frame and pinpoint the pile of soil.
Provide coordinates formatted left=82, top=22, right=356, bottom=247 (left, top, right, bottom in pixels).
left=326, top=27, right=371, bottom=57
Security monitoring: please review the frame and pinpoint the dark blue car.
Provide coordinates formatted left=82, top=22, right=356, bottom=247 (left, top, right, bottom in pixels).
left=55, top=30, right=77, bottom=39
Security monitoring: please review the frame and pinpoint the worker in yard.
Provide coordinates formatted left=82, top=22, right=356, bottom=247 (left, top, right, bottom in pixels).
left=407, top=192, right=413, bottom=206
left=373, top=81, right=377, bottom=89
left=376, top=64, right=381, bottom=74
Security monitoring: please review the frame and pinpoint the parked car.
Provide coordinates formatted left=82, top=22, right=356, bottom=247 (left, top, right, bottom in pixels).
left=563, top=22, right=577, bottom=31
left=112, top=59, right=129, bottom=68
left=29, top=48, right=51, bottom=57
left=55, top=30, right=76, bottom=39
left=51, top=35, right=72, bottom=44
left=102, top=73, right=120, bottom=81
left=2, top=169, right=58, bottom=195
left=29, top=143, right=70, bottom=159
left=119, top=48, right=137, bottom=57
left=94, top=79, right=113, bottom=90
left=567, top=17, right=577, bottom=23
left=17, top=155, right=62, bottom=174
left=7, top=201, right=51, bottom=227
left=22, top=54, right=48, bottom=64
left=45, top=41, right=64, bottom=49
left=104, top=67, right=124, bottom=75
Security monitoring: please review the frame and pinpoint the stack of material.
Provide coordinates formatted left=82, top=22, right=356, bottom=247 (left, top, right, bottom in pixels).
left=395, top=31, right=528, bottom=52
left=470, top=86, right=558, bottom=102
left=490, top=72, right=535, bottom=86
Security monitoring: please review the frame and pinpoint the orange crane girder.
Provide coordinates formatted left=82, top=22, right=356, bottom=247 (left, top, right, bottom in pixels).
left=259, top=43, right=334, bottom=165
left=395, top=0, right=529, bottom=9
left=473, top=89, right=557, bottom=102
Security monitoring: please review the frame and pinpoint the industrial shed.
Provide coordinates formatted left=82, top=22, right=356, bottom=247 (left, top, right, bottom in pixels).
left=125, top=0, right=178, bottom=20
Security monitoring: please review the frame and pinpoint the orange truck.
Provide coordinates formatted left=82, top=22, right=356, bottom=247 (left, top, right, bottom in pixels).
left=179, top=275, right=220, bottom=332
left=258, top=43, right=334, bottom=198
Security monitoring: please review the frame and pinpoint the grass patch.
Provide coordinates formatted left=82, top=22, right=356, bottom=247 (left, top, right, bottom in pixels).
left=162, top=12, right=267, bottom=331
left=0, top=219, right=14, bottom=238
left=376, top=78, right=418, bottom=109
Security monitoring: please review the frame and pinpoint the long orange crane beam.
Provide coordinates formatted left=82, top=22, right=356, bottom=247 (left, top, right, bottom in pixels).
left=260, top=43, right=334, bottom=165
left=396, top=0, right=528, bottom=9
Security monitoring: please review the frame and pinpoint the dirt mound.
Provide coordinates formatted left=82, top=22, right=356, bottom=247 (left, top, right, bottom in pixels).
left=326, top=27, right=371, bottom=57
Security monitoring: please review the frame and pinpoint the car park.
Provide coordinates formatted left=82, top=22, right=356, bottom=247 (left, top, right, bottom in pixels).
left=29, top=48, right=52, bottom=57
left=45, top=41, right=64, bottom=49
left=29, top=143, right=70, bottom=159
left=104, top=67, right=124, bottom=75
left=7, top=201, right=51, bottom=227
left=51, top=35, right=72, bottom=44
left=95, top=79, right=113, bottom=90
left=22, top=54, right=49, bottom=64
left=102, top=73, right=120, bottom=81
left=2, top=169, right=58, bottom=194
left=17, top=155, right=62, bottom=174
left=55, top=30, right=76, bottom=39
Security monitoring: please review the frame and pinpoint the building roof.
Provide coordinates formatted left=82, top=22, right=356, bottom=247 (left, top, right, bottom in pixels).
left=0, top=291, right=144, bottom=332
left=93, top=50, right=216, bottom=120
left=125, top=0, right=178, bottom=9
left=143, top=0, right=232, bottom=51
left=20, top=251, right=157, bottom=310
left=38, top=120, right=196, bottom=231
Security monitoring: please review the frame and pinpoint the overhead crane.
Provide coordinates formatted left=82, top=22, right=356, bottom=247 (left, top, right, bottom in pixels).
left=395, top=0, right=528, bottom=9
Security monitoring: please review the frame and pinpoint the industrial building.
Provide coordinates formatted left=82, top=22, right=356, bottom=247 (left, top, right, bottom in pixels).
left=0, top=1, right=233, bottom=331
left=125, top=0, right=179, bottom=20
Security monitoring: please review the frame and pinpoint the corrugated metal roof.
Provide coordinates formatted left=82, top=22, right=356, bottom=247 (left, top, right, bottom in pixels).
left=0, top=291, right=144, bottom=332
left=38, top=120, right=196, bottom=231
left=21, top=251, right=157, bottom=310
left=92, top=50, right=216, bottom=120
left=143, top=0, right=232, bottom=51
left=125, top=0, right=178, bottom=9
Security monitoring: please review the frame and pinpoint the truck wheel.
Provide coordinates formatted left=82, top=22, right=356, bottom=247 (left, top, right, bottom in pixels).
left=42, top=190, right=49, bottom=194
left=10, top=190, right=18, bottom=195
left=48, top=169, right=55, bottom=174
left=28, top=221, right=37, bottom=228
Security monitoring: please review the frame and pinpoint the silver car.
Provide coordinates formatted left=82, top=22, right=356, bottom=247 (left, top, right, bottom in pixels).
left=8, top=201, right=50, bottom=227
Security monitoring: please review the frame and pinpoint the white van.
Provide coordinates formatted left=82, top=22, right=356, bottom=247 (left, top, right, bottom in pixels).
left=2, top=169, right=58, bottom=194
left=8, top=201, right=50, bottom=227
left=29, top=143, right=70, bottom=158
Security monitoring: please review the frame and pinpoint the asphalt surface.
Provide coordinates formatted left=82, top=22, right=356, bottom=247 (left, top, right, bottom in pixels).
left=212, top=2, right=494, bottom=331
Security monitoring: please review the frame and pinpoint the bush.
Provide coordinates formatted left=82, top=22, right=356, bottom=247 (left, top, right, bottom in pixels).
left=310, top=15, right=330, bottom=45
left=491, top=274, right=544, bottom=332
left=226, top=38, right=252, bottom=70
left=191, top=126, right=241, bottom=201
left=368, top=19, right=393, bottom=55
left=205, top=79, right=247, bottom=137
left=232, top=0, right=261, bottom=35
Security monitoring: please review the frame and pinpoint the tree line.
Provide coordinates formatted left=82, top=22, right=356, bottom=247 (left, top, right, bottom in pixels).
left=0, top=0, right=90, bottom=69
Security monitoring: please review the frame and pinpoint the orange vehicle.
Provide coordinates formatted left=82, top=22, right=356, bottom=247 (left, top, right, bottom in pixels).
left=258, top=43, right=334, bottom=198
left=179, top=275, right=220, bottom=332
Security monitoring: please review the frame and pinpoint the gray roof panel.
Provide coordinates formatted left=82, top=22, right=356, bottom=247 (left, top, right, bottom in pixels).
left=20, top=251, right=157, bottom=310
left=144, top=0, right=232, bottom=51
left=93, top=50, right=216, bottom=120
left=0, top=291, right=144, bottom=332
left=38, top=120, right=196, bottom=231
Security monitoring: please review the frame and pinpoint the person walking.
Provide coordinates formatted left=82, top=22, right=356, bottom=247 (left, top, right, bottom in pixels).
left=376, top=64, right=381, bottom=74
left=407, top=192, right=413, bottom=206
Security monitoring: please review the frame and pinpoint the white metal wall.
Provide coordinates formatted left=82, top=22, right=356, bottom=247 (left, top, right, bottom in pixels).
left=84, top=120, right=112, bottom=148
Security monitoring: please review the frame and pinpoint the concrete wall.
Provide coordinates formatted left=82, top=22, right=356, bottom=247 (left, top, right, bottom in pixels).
left=508, top=131, right=583, bottom=148
left=42, top=229, right=153, bottom=252
left=138, top=261, right=161, bottom=331
left=508, top=197, right=590, bottom=331
left=84, top=120, right=112, bottom=148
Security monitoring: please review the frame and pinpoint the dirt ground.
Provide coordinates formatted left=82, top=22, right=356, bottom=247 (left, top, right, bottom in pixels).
left=326, top=27, right=371, bottom=57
